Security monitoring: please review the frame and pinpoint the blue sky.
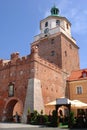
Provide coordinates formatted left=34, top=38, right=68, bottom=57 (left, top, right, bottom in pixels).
left=0, top=0, right=87, bottom=69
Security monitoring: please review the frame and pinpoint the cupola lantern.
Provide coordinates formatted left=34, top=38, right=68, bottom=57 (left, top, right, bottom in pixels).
left=51, top=5, right=59, bottom=16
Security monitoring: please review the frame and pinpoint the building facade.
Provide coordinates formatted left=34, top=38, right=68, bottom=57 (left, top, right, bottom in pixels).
left=0, top=6, right=80, bottom=122
left=67, top=69, right=87, bottom=116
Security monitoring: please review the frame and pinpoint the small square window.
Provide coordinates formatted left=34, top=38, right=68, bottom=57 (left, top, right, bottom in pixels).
left=51, top=51, right=55, bottom=56
left=76, top=86, right=82, bottom=94
left=51, top=39, right=54, bottom=44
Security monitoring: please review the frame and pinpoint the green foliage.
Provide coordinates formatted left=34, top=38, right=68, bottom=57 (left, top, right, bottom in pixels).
left=51, top=110, right=58, bottom=127
left=30, top=114, right=49, bottom=125
left=33, top=110, right=38, bottom=116
left=27, top=109, right=59, bottom=127
left=29, top=110, right=49, bottom=125
left=43, top=114, right=48, bottom=123
left=40, top=109, right=43, bottom=115
left=70, top=111, right=74, bottom=122
left=27, top=108, right=30, bottom=114
left=31, top=110, right=38, bottom=123
left=69, top=111, right=75, bottom=128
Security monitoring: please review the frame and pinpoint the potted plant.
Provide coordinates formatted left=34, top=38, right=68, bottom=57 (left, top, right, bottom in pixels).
left=27, top=108, right=31, bottom=124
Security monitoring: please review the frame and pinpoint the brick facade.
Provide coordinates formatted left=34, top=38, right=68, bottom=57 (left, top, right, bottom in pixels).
left=32, top=32, right=80, bottom=73
left=0, top=7, right=81, bottom=122
left=67, top=69, right=87, bottom=116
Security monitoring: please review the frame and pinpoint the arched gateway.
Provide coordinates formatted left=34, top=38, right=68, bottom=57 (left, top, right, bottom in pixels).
left=2, top=97, right=23, bottom=122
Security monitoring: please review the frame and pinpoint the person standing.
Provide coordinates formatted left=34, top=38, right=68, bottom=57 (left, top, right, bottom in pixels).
left=14, top=112, right=20, bottom=123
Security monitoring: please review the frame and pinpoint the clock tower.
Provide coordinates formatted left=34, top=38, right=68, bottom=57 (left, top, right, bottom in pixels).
left=32, top=6, right=80, bottom=74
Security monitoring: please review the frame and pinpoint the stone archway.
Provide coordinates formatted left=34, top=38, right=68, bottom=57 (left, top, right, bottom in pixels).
left=58, top=105, right=70, bottom=117
left=56, top=104, right=71, bottom=127
left=2, top=98, right=23, bottom=122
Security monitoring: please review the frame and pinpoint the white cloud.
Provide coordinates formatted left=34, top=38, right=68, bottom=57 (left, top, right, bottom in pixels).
left=58, top=2, right=87, bottom=35
left=69, top=9, right=87, bottom=34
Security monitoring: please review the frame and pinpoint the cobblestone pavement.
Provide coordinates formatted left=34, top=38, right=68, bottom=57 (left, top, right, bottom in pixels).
left=0, top=123, right=87, bottom=130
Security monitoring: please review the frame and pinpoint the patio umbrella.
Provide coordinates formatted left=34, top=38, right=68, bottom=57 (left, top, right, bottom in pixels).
left=45, top=100, right=56, bottom=106
left=45, top=98, right=73, bottom=106
left=71, top=100, right=87, bottom=108
left=45, top=98, right=87, bottom=108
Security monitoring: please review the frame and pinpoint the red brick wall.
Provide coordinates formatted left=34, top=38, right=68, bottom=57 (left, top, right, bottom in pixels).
left=0, top=53, right=35, bottom=120
left=0, top=51, right=67, bottom=119
left=31, top=32, right=80, bottom=74
left=0, top=31, right=80, bottom=120
left=32, top=33, right=62, bottom=68
left=61, top=34, right=80, bottom=73
left=33, top=55, right=68, bottom=114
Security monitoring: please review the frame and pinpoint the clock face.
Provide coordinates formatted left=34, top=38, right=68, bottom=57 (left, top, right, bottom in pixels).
left=44, top=28, right=49, bottom=34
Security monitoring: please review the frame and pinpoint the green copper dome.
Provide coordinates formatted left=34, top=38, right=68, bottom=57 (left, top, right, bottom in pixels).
left=51, top=5, right=59, bottom=16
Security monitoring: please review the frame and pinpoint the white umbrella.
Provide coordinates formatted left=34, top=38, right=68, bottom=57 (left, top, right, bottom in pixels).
left=45, top=98, right=87, bottom=108
left=71, top=100, right=87, bottom=108
left=45, top=100, right=56, bottom=106
left=45, top=98, right=72, bottom=106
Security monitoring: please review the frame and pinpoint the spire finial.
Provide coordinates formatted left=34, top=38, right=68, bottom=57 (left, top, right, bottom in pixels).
left=50, top=5, right=59, bottom=16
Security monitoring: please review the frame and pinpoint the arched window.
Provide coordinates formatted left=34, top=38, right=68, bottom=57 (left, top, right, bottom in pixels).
left=65, top=51, right=67, bottom=56
left=66, top=23, right=69, bottom=29
left=56, top=20, right=60, bottom=26
left=45, top=22, right=48, bottom=27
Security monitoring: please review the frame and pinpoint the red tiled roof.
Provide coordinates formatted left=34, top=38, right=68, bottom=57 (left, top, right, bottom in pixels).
left=67, top=69, right=87, bottom=81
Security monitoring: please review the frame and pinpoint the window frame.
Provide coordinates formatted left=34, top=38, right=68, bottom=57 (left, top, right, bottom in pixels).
left=56, top=20, right=60, bottom=26
left=51, top=39, right=55, bottom=44
left=66, top=23, right=69, bottom=29
left=82, top=72, right=87, bottom=78
left=51, top=50, right=55, bottom=56
left=76, top=86, right=83, bottom=95
left=64, top=51, right=67, bottom=56
left=8, top=83, right=14, bottom=97
left=45, top=21, right=48, bottom=27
